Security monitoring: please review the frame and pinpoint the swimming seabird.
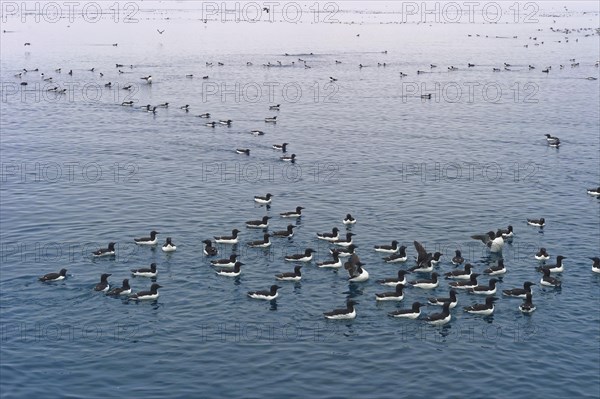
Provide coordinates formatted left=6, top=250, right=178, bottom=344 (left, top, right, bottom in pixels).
left=272, top=224, right=296, bottom=238
left=141, top=75, right=152, bottom=84
left=107, top=279, right=131, bottom=296
left=280, top=154, right=296, bottom=162
left=376, top=270, right=410, bottom=286
left=219, top=119, right=232, bottom=125
left=130, top=283, right=162, bottom=300
left=463, top=296, right=496, bottom=315
left=317, top=250, right=342, bottom=268
left=342, top=214, right=356, bottom=225
left=202, top=239, right=218, bottom=256
left=254, top=193, right=273, bottom=204
left=527, top=218, right=545, bottom=227
left=160, top=237, right=176, bottom=252
left=345, top=261, right=369, bottom=282
left=317, top=227, right=340, bottom=242
left=586, top=187, right=600, bottom=196
left=324, top=300, right=357, bottom=319
left=374, top=240, right=400, bottom=253
left=39, top=268, right=67, bottom=282
left=535, top=248, right=550, bottom=261
left=388, top=302, right=422, bottom=318
left=236, top=149, right=250, bottom=155
left=483, top=259, right=507, bottom=275
left=94, top=273, right=112, bottom=292
left=251, top=130, right=265, bottom=136
left=331, top=244, right=357, bottom=257
left=519, top=293, right=536, bottom=313
left=210, top=254, right=238, bottom=268
left=280, top=206, right=304, bottom=218
left=502, top=281, right=535, bottom=297
left=272, top=143, right=288, bottom=152
left=539, top=267, right=561, bottom=287
left=247, top=233, right=271, bottom=248
left=275, top=265, right=302, bottom=281
left=197, top=113, right=210, bottom=118
left=269, top=104, right=280, bottom=110
left=409, top=272, right=439, bottom=289
left=425, top=302, right=452, bottom=325
left=428, top=289, right=458, bottom=308
left=468, top=278, right=499, bottom=295
left=375, top=284, right=405, bottom=301
left=248, top=285, right=280, bottom=300
left=445, top=263, right=473, bottom=280
left=451, top=250, right=464, bottom=265
left=131, top=263, right=158, bottom=277
left=449, top=273, right=480, bottom=289
left=284, top=248, right=315, bottom=262
left=214, top=229, right=241, bottom=244
left=246, top=216, right=271, bottom=229
left=332, top=233, right=355, bottom=247
left=591, top=257, right=600, bottom=274
left=383, top=246, right=408, bottom=263
left=92, top=242, right=116, bottom=257
left=216, top=262, right=244, bottom=277
left=134, top=230, right=159, bottom=245
left=535, top=255, right=565, bottom=273
left=265, top=116, right=277, bottom=123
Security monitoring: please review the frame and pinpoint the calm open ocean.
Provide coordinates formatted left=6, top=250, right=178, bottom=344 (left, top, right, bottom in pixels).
left=1, top=1, right=599, bottom=398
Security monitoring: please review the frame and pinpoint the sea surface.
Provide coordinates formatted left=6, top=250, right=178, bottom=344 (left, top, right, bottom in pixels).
left=1, top=1, right=599, bottom=398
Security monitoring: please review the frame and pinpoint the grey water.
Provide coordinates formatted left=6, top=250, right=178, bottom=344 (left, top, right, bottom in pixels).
left=1, top=1, right=599, bottom=398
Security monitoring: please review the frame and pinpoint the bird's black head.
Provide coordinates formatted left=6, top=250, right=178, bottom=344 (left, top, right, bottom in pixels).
left=59, top=268, right=67, bottom=276
left=150, top=263, right=157, bottom=271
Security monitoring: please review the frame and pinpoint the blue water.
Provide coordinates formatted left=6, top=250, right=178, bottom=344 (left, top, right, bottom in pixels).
left=1, top=2, right=599, bottom=398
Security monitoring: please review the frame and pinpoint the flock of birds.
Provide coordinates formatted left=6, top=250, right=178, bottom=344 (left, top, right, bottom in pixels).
left=38, top=192, right=600, bottom=323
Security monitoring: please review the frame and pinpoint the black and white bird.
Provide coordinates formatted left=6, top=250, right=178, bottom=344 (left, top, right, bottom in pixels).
left=445, top=263, right=473, bottom=280
left=376, top=270, right=410, bottom=286
left=451, top=250, right=464, bottom=265
left=383, top=246, right=408, bottom=263
left=316, top=250, right=342, bottom=268
left=216, top=262, right=244, bottom=277
left=250, top=129, right=264, bottom=136
left=275, top=265, right=303, bottom=281
left=527, top=217, right=545, bottom=227
left=410, top=240, right=433, bottom=272
left=214, top=229, right=241, bottom=244
left=375, top=284, right=405, bottom=301
left=162, top=237, right=176, bottom=252
left=272, top=143, right=288, bottom=152
left=254, top=193, right=273, bottom=204
left=331, top=244, right=358, bottom=257
left=210, top=254, right=238, bottom=268
left=39, top=268, right=67, bottom=282
left=544, top=134, right=560, bottom=146
left=471, top=230, right=504, bottom=253
left=539, top=267, right=561, bottom=287
left=468, top=278, right=499, bottom=295
left=324, top=300, right=357, bottom=319
left=535, top=255, right=565, bottom=273
left=342, top=214, right=356, bottom=225
left=107, top=279, right=132, bottom=296
left=272, top=224, right=296, bottom=238
left=92, top=242, right=116, bottom=257
left=246, top=216, right=271, bottom=229
left=284, top=248, right=315, bottom=262
left=409, top=272, right=439, bottom=289
left=374, top=240, right=400, bottom=253
left=131, top=263, right=158, bottom=277
left=269, top=104, right=280, bottom=110
left=535, top=248, right=550, bottom=261
left=202, top=239, right=218, bottom=256
left=519, top=293, right=536, bottom=313
left=591, top=257, right=600, bottom=274
left=503, top=281, right=535, bottom=297
left=280, top=206, right=304, bottom=218
left=464, top=296, right=497, bottom=315
left=248, top=284, right=280, bottom=300
left=130, top=283, right=162, bottom=300
left=265, top=116, right=277, bottom=123
left=332, top=233, right=355, bottom=247
left=449, top=273, right=480, bottom=289
left=345, top=261, right=369, bottom=282
left=388, top=302, right=423, bottom=318
left=428, top=289, right=458, bottom=308
left=317, top=227, right=340, bottom=242
left=236, top=149, right=250, bottom=155
left=280, top=154, right=296, bottom=163
left=587, top=187, right=600, bottom=196
left=247, top=233, right=271, bottom=248
left=425, top=302, right=452, bottom=325
left=141, top=75, right=152, bottom=84
left=483, top=259, right=507, bottom=275
left=134, top=231, right=159, bottom=245
left=94, top=273, right=112, bottom=292
left=500, top=225, right=514, bottom=238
